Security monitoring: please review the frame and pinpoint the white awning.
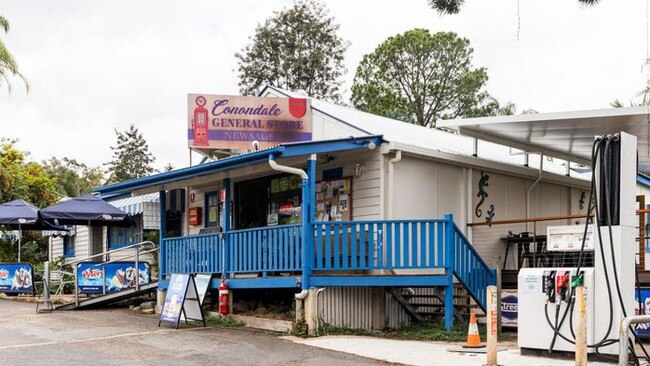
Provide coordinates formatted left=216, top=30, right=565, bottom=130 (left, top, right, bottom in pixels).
left=108, top=193, right=159, bottom=215
left=438, top=106, right=650, bottom=169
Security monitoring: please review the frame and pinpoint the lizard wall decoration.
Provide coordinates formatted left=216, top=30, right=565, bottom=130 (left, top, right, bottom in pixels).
left=475, top=171, right=490, bottom=218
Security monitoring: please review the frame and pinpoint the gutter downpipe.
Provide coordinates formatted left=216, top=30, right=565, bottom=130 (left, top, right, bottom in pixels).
left=526, top=152, right=543, bottom=233
left=269, top=154, right=311, bottom=290
left=388, top=150, right=402, bottom=219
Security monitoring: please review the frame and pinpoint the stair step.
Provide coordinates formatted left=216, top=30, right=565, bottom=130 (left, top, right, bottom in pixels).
left=411, top=303, right=478, bottom=309
left=402, top=294, right=468, bottom=299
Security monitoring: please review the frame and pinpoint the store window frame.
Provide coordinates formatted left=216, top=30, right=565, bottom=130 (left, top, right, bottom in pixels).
left=63, top=236, right=75, bottom=258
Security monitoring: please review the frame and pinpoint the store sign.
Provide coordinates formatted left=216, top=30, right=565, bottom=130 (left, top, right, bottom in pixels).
left=76, top=262, right=151, bottom=294
left=159, top=273, right=206, bottom=329
left=187, top=94, right=312, bottom=150
left=0, top=263, right=33, bottom=293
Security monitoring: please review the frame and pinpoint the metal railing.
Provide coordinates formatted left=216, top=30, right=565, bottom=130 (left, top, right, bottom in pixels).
left=68, top=240, right=157, bottom=307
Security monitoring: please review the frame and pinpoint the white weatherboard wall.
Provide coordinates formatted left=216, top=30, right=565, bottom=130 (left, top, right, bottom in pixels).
left=390, top=156, right=463, bottom=221
left=51, top=226, right=102, bottom=263
left=469, top=169, right=588, bottom=268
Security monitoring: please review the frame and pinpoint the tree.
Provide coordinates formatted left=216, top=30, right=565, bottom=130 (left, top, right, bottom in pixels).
left=0, top=15, right=28, bottom=92
left=0, top=139, right=58, bottom=207
left=235, top=0, right=349, bottom=101
left=106, top=124, right=155, bottom=183
left=0, top=140, right=57, bottom=263
left=43, top=157, right=104, bottom=197
left=429, top=0, right=599, bottom=15
left=351, top=29, right=512, bottom=128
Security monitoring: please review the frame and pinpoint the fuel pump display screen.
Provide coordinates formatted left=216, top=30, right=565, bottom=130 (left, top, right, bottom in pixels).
left=546, top=225, right=594, bottom=252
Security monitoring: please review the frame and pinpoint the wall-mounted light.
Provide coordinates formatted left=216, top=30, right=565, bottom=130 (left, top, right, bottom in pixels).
left=354, top=163, right=364, bottom=177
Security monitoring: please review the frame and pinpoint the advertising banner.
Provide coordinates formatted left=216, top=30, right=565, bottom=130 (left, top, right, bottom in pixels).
left=187, top=94, right=312, bottom=150
left=0, top=263, right=33, bottom=293
left=160, top=274, right=191, bottom=325
left=194, top=273, right=212, bottom=305
left=501, top=289, right=518, bottom=328
left=77, top=262, right=150, bottom=294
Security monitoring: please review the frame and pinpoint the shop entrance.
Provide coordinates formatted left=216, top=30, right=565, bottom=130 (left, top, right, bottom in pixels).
left=235, top=174, right=303, bottom=229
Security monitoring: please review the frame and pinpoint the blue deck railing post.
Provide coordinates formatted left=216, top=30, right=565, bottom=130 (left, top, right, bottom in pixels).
left=444, top=213, right=455, bottom=331
left=306, top=155, right=316, bottom=288
left=222, top=178, right=231, bottom=279
left=158, top=190, right=167, bottom=282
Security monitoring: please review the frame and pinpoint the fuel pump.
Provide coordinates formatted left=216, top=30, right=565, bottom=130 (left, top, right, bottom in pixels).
left=518, top=132, right=641, bottom=361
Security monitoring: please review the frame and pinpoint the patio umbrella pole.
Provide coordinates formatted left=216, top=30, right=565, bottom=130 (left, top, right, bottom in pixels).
left=18, top=223, right=21, bottom=263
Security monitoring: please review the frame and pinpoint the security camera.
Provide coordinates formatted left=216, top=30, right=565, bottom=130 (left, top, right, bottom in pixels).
left=252, top=140, right=260, bottom=151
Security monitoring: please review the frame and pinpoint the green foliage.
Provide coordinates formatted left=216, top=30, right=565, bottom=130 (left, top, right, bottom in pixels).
left=290, top=316, right=309, bottom=337
left=0, top=231, right=49, bottom=264
left=0, top=139, right=58, bottom=207
left=351, top=29, right=513, bottom=127
left=429, top=0, right=599, bottom=15
left=205, top=315, right=245, bottom=328
left=320, top=321, right=493, bottom=342
left=43, top=157, right=104, bottom=197
left=611, top=86, right=650, bottom=108
left=235, top=0, right=349, bottom=101
left=0, top=14, right=28, bottom=93
left=106, top=124, right=155, bottom=184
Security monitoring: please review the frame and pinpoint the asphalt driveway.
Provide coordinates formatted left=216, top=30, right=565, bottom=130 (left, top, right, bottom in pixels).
left=0, top=299, right=386, bottom=366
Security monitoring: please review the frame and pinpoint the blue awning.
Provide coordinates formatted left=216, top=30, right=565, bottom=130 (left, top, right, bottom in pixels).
left=93, top=136, right=383, bottom=197
left=108, top=193, right=159, bottom=215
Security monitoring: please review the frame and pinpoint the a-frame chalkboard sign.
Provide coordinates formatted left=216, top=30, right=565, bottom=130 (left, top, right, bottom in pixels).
left=158, top=273, right=206, bottom=329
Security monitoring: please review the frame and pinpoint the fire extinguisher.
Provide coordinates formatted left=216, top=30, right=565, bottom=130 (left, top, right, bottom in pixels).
left=218, top=280, right=229, bottom=315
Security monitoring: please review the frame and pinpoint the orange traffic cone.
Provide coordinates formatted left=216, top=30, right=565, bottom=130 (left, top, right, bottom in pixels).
left=463, top=313, right=484, bottom=348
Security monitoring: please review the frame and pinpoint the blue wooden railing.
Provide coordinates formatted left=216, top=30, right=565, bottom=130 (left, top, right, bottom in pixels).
left=161, top=216, right=496, bottom=311
left=164, top=233, right=222, bottom=274
left=229, top=224, right=302, bottom=273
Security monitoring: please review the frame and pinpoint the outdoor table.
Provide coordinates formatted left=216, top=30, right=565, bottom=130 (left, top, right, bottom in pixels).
left=500, top=234, right=547, bottom=270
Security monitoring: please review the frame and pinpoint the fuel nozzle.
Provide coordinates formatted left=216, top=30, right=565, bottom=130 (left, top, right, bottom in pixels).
left=556, top=272, right=570, bottom=302
left=543, top=271, right=557, bottom=303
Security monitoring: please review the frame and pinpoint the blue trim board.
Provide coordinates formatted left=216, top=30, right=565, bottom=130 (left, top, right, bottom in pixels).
left=310, top=275, right=452, bottom=287
left=94, top=136, right=383, bottom=197
left=158, top=275, right=452, bottom=290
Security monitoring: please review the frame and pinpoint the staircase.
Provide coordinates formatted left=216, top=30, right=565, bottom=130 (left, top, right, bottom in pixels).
left=388, top=285, right=479, bottom=323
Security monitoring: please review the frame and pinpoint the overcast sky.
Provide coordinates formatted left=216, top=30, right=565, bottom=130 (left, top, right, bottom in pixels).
left=0, top=0, right=648, bottom=170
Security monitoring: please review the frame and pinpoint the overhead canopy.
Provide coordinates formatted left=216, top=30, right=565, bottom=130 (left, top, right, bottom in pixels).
left=94, top=135, right=383, bottom=197
left=108, top=193, right=158, bottom=215
left=438, top=106, right=650, bottom=168
left=40, top=194, right=130, bottom=227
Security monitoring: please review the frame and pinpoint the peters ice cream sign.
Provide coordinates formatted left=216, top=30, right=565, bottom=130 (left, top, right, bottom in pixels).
left=188, top=94, right=312, bottom=151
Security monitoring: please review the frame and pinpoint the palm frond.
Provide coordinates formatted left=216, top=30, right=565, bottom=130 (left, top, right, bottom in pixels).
left=0, top=16, right=9, bottom=34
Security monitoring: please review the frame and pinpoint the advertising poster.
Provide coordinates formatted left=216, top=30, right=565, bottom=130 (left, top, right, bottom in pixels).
left=501, top=289, right=518, bottom=328
left=194, top=274, right=212, bottom=305
left=160, top=274, right=191, bottom=324
left=634, top=289, right=650, bottom=337
left=77, top=262, right=150, bottom=294
left=0, top=263, right=33, bottom=293
left=187, top=94, right=312, bottom=151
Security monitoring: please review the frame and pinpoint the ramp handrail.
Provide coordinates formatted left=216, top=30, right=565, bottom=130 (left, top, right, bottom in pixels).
left=70, top=240, right=157, bottom=307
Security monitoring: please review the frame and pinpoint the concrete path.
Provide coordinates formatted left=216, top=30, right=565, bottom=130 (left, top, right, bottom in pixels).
left=0, top=300, right=385, bottom=366
left=283, top=335, right=614, bottom=366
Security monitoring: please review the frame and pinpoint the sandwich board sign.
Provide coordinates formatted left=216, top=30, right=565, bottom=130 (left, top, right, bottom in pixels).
left=194, top=273, right=212, bottom=306
left=159, top=273, right=205, bottom=329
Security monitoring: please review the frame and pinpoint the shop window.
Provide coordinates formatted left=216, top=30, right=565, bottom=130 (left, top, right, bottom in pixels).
left=63, top=236, right=75, bottom=257
left=205, top=191, right=220, bottom=228
left=322, top=167, right=343, bottom=181
left=108, top=219, right=140, bottom=249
